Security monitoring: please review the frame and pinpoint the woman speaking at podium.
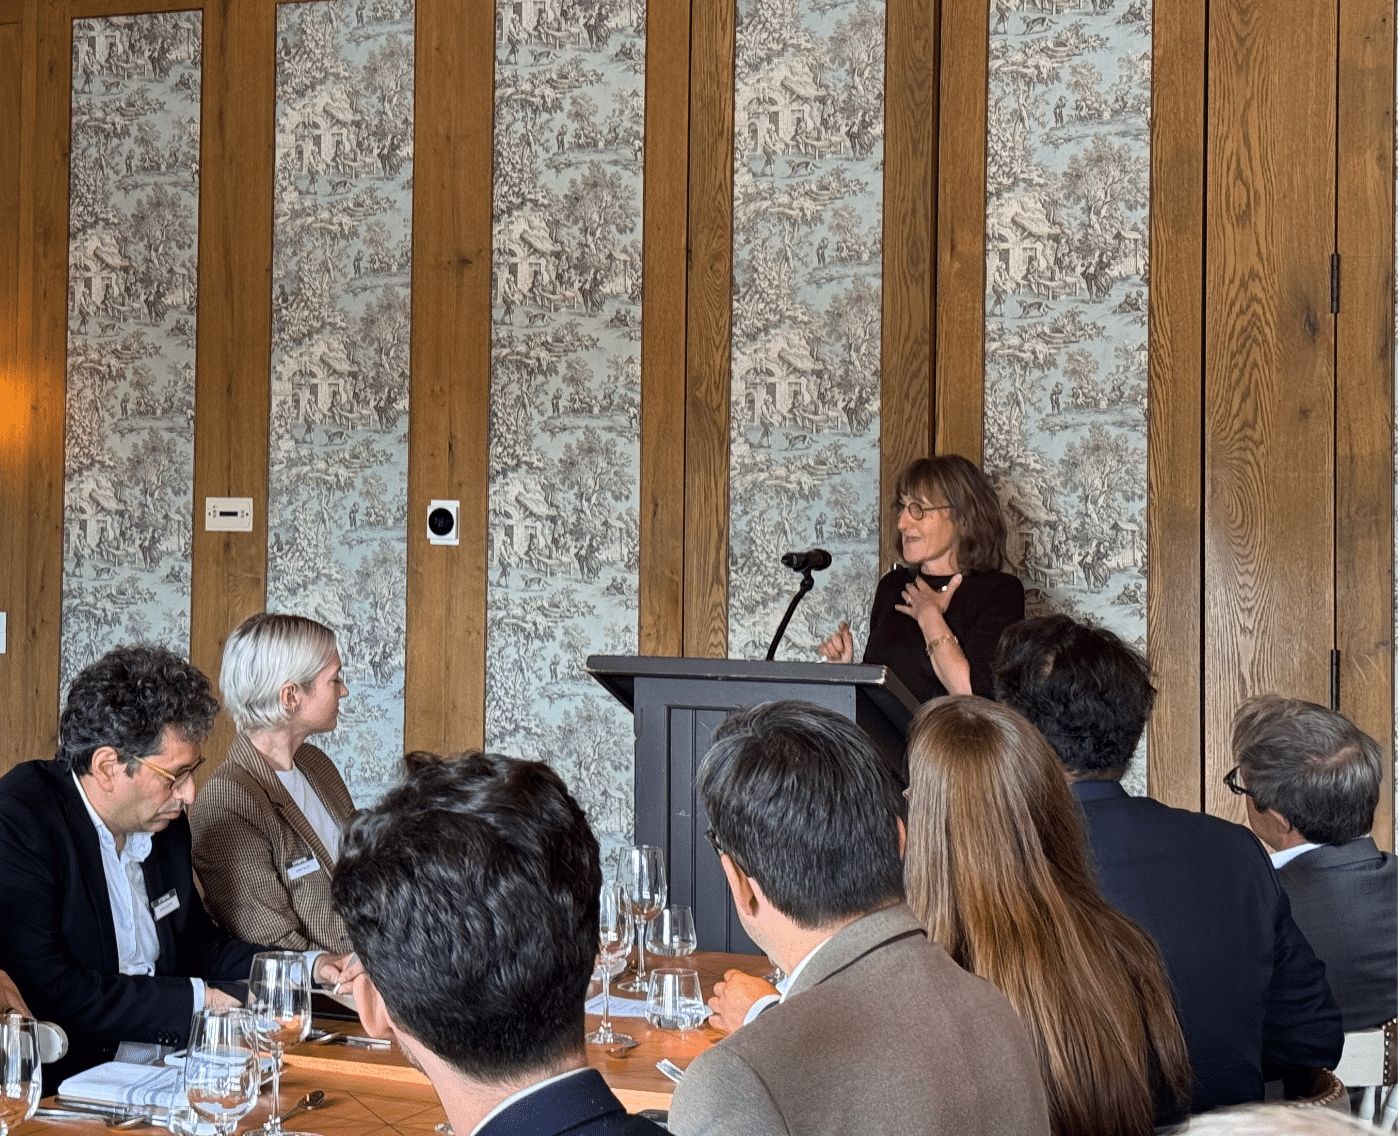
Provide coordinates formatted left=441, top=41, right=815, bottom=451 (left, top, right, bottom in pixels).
left=817, top=455, right=1024, bottom=701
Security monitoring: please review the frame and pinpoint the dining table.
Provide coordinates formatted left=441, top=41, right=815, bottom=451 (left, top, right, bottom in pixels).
left=13, top=951, right=772, bottom=1136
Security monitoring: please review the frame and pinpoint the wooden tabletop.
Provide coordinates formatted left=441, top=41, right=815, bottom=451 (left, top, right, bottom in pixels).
left=15, top=951, right=772, bottom=1136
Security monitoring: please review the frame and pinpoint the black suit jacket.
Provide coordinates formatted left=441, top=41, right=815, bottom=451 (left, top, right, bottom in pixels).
left=1072, top=780, right=1343, bottom=1114
left=1278, top=838, right=1397, bottom=1031
left=0, top=760, right=263, bottom=1087
left=476, top=1069, right=665, bottom=1136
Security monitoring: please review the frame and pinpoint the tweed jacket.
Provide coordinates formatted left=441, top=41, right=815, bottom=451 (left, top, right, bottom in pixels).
left=668, top=905, right=1051, bottom=1136
left=190, top=736, right=354, bottom=953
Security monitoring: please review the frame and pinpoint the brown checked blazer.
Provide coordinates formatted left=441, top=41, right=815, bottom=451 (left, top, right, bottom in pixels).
left=190, top=735, right=354, bottom=954
left=668, top=905, right=1051, bottom=1136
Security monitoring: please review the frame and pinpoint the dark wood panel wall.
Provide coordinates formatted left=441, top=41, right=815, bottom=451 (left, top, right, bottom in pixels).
left=0, top=0, right=1394, bottom=849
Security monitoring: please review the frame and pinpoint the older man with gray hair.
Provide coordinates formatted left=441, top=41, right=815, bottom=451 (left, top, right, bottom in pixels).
left=1231, top=695, right=1397, bottom=1032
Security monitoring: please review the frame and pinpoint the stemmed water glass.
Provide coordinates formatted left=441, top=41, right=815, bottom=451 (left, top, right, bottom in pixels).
left=646, top=905, right=697, bottom=959
left=586, top=885, right=634, bottom=1047
left=247, top=952, right=320, bottom=1136
left=184, top=1008, right=260, bottom=1136
left=616, top=845, right=666, bottom=993
left=0, top=1014, right=39, bottom=1136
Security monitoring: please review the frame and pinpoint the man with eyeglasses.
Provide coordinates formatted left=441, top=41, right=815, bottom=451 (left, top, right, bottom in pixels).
left=993, top=615, right=1342, bottom=1115
left=0, top=645, right=355, bottom=1087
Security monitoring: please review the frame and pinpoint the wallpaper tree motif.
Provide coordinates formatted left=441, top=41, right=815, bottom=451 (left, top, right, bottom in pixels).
left=266, top=0, right=414, bottom=805
left=981, top=0, right=1151, bottom=790
left=61, top=12, right=203, bottom=693
left=727, top=0, right=886, bottom=663
left=485, top=0, right=646, bottom=867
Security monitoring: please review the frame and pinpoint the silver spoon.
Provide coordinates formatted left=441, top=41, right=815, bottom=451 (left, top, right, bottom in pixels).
left=277, top=1090, right=326, bottom=1124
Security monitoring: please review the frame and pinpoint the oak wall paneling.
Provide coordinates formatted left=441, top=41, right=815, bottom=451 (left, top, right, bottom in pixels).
left=1204, top=0, right=1339, bottom=822
left=402, top=0, right=494, bottom=755
left=0, top=0, right=69, bottom=774
left=682, top=0, right=735, bottom=660
left=932, top=0, right=987, bottom=462
left=879, top=0, right=937, bottom=567
left=1146, top=0, right=1206, bottom=809
left=638, top=0, right=691, bottom=659
left=1335, top=0, right=1395, bottom=846
left=190, top=0, right=276, bottom=782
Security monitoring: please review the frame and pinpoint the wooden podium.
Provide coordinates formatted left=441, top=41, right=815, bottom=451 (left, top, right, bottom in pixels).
left=587, top=656, right=920, bottom=952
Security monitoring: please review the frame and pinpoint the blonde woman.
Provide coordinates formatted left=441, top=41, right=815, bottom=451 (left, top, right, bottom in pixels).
left=191, top=613, right=353, bottom=953
left=904, top=696, right=1192, bottom=1136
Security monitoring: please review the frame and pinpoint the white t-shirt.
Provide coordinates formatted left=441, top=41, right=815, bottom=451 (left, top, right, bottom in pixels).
left=276, top=765, right=342, bottom=863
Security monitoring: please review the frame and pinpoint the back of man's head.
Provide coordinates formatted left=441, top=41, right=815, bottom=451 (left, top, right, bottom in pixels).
left=1232, top=695, right=1382, bottom=845
left=331, top=754, right=602, bottom=1082
left=992, top=614, right=1155, bottom=778
left=56, top=644, right=218, bottom=775
left=696, top=700, right=905, bottom=928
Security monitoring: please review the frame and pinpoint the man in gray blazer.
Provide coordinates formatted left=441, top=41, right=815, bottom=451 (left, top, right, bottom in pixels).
left=1232, top=695, right=1397, bottom=1031
left=667, top=701, right=1050, bottom=1136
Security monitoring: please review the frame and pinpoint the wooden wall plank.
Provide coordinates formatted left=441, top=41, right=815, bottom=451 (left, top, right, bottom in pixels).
left=402, top=0, right=494, bottom=753
left=0, top=1, right=21, bottom=22
left=638, top=0, right=690, bottom=658
left=70, top=0, right=207, bottom=15
left=1204, top=0, right=1338, bottom=822
left=682, top=0, right=735, bottom=659
left=1336, top=0, right=1395, bottom=849
left=0, top=0, right=68, bottom=772
left=1145, top=0, right=1205, bottom=809
left=190, top=0, right=276, bottom=780
left=932, top=0, right=986, bottom=462
left=880, top=0, right=936, bottom=567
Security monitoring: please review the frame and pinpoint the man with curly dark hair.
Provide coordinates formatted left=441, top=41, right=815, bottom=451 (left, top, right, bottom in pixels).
left=0, top=644, right=355, bottom=1088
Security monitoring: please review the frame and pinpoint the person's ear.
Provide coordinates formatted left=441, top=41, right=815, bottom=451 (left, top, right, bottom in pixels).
left=352, top=974, right=395, bottom=1040
left=278, top=680, right=300, bottom=716
left=897, top=816, right=907, bottom=860
left=719, top=853, right=759, bottom=917
left=88, top=746, right=127, bottom=791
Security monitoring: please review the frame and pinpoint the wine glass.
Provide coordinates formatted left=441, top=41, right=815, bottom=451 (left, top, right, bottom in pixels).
left=586, top=885, right=634, bottom=1047
left=646, top=905, right=697, bottom=958
left=247, top=952, right=319, bottom=1136
left=184, top=1008, right=260, bottom=1136
left=0, top=1014, right=39, bottom=1136
left=644, top=968, right=707, bottom=1030
left=616, top=845, right=666, bottom=993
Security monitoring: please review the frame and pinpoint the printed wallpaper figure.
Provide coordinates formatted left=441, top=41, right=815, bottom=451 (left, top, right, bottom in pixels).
left=486, top=0, right=646, bottom=865
left=981, top=0, right=1151, bottom=790
left=727, top=0, right=886, bottom=664
left=61, top=12, right=203, bottom=693
left=266, top=0, right=415, bottom=805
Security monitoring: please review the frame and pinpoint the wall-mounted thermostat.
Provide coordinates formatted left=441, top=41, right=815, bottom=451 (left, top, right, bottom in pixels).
left=427, top=499, right=460, bottom=546
left=205, top=497, right=253, bottom=532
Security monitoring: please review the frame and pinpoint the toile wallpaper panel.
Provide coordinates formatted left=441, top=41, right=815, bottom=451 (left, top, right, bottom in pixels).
left=61, top=12, right=203, bottom=693
left=981, top=0, right=1152, bottom=792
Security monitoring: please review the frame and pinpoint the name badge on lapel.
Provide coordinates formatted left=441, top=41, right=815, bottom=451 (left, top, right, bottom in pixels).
left=152, top=890, right=180, bottom=921
left=287, top=856, right=320, bottom=881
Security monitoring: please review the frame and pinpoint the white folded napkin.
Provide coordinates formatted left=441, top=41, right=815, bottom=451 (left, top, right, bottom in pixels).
left=584, top=992, right=651, bottom=1019
left=58, top=1061, right=183, bottom=1109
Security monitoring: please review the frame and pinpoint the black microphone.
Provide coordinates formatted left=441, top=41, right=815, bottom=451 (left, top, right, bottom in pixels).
left=781, top=548, right=832, bottom=573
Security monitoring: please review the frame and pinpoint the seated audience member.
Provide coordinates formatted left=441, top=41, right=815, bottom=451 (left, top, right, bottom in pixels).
left=993, top=616, right=1343, bottom=1113
left=331, top=753, right=665, bottom=1136
left=191, top=613, right=355, bottom=953
left=904, top=696, right=1191, bottom=1136
left=667, top=700, right=1050, bottom=1136
left=0, top=645, right=354, bottom=1087
left=1231, top=695, right=1397, bottom=1031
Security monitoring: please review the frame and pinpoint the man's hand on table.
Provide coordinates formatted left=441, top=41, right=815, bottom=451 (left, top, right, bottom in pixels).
left=315, top=952, right=364, bottom=991
left=707, top=970, right=778, bottom=1034
left=203, top=983, right=242, bottom=1010
left=0, top=969, right=31, bottom=1016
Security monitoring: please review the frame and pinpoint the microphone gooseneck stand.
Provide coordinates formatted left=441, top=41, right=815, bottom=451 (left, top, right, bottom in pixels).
left=765, top=569, right=816, bottom=661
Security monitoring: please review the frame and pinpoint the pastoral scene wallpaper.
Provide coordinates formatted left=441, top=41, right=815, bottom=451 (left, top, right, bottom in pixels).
left=980, top=0, right=1152, bottom=790
left=485, top=0, right=647, bottom=864
left=61, top=12, right=203, bottom=693
left=265, top=0, right=415, bottom=804
left=726, top=0, right=887, bottom=664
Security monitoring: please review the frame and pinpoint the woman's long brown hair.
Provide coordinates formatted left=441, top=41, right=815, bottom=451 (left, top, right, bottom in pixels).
left=904, top=696, right=1192, bottom=1136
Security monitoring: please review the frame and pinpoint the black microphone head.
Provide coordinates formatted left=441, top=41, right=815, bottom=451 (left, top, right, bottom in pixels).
left=781, top=549, right=832, bottom=572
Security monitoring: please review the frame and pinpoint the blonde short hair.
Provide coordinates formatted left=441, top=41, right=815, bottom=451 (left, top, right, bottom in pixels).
left=220, top=613, right=338, bottom=732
